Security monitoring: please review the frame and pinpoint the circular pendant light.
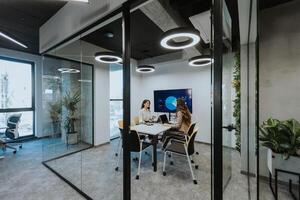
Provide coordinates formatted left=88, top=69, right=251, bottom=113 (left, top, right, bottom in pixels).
left=58, top=68, right=80, bottom=73
left=95, top=52, right=122, bottom=64
left=188, top=55, right=213, bottom=67
left=160, top=27, right=200, bottom=50
left=136, top=65, right=155, bottom=73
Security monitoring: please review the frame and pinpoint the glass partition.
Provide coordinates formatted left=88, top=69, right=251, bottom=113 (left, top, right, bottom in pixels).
left=41, top=11, right=123, bottom=199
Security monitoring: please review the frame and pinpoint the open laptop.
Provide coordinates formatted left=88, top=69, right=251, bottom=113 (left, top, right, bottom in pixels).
left=158, top=114, right=169, bottom=124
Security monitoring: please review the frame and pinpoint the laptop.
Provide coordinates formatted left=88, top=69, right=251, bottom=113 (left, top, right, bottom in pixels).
left=158, top=114, right=169, bottom=124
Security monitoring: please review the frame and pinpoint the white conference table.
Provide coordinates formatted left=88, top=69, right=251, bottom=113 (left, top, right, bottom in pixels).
left=131, top=123, right=171, bottom=172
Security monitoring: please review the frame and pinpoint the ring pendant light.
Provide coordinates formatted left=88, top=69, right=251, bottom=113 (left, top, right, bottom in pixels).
left=188, top=55, right=214, bottom=67
left=160, top=27, right=200, bottom=50
left=95, top=52, right=122, bottom=64
left=136, top=65, right=155, bottom=73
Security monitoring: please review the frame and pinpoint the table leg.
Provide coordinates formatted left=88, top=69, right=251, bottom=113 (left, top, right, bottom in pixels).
left=152, top=135, right=158, bottom=172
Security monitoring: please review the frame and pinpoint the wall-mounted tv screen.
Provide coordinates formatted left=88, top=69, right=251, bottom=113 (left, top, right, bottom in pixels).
left=154, top=89, right=192, bottom=113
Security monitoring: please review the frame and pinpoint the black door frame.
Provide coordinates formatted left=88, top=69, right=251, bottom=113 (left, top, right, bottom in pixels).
left=212, top=0, right=223, bottom=199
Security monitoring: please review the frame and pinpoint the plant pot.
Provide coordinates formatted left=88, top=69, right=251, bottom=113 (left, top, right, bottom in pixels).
left=67, top=132, right=78, bottom=145
left=267, top=149, right=300, bottom=182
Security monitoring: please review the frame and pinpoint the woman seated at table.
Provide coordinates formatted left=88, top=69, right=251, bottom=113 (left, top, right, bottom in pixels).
left=162, top=98, right=191, bottom=149
left=139, top=99, right=152, bottom=123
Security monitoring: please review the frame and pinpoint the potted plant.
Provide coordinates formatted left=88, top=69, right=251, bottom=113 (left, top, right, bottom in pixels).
left=260, top=118, right=300, bottom=182
left=62, top=90, right=81, bottom=145
left=48, top=100, right=62, bottom=137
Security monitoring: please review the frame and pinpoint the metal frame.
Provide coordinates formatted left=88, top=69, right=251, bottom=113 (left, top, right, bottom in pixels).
left=212, top=0, right=223, bottom=199
left=0, top=55, right=35, bottom=138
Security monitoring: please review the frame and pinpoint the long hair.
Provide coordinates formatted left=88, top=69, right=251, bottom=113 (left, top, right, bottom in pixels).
left=176, top=98, right=191, bottom=125
left=141, top=99, right=150, bottom=110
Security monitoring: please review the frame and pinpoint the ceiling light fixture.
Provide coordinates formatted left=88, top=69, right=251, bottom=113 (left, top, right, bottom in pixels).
left=0, top=31, right=27, bottom=48
left=95, top=52, right=122, bottom=64
left=188, top=55, right=213, bottom=67
left=58, top=68, right=80, bottom=73
left=160, top=27, right=200, bottom=50
left=136, top=65, right=155, bottom=73
left=78, top=79, right=92, bottom=83
left=69, top=0, right=89, bottom=3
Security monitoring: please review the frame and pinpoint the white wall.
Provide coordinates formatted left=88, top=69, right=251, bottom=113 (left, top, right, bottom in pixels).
left=131, top=60, right=212, bottom=143
left=259, top=1, right=300, bottom=176
left=0, top=48, right=43, bottom=138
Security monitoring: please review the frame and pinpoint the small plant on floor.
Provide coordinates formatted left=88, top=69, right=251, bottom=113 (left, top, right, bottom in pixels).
left=259, top=118, right=300, bottom=159
left=63, top=90, right=81, bottom=134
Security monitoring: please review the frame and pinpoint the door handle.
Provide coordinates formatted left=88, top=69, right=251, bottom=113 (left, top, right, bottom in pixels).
left=222, top=124, right=236, bottom=132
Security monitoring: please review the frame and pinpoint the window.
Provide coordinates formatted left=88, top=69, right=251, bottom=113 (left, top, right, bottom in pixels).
left=110, top=64, right=123, bottom=138
left=0, top=57, right=34, bottom=137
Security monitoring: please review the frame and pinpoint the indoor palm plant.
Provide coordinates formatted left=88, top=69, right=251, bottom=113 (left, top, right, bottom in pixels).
left=62, top=90, right=81, bottom=144
left=48, top=100, right=62, bottom=136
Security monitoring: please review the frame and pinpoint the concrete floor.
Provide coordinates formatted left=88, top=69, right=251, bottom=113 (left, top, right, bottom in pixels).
left=0, top=139, right=295, bottom=200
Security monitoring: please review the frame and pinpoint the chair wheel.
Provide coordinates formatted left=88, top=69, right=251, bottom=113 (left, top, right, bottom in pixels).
left=115, top=153, right=118, bottom=157
left=163, top=171, right=166, bottom=176
left=136, top=175, right=139, bottom=180
left=196, top=152, right=199, bottom=155
left=13, top=150, right=16, bottom=154
left=191, top=160, right=194, bottom=164
left=19, top=145, right=22, bottom=149
left=193, top=180, right=197, bottom=184
left=170, top=161, right=174, bottom=165
left=195, top=165, right=199, bottom=169
left=115, top=167, right=119, bottom=171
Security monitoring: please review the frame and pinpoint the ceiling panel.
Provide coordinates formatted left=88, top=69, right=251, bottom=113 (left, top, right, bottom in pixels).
left=0, top=0, right=66, bottom=54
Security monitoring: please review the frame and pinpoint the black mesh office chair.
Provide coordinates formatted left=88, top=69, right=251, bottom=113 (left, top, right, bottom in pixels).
left=0, top=114, right=22, bottom=154
left=115, top=129, right=153, bottom=180
left=162, top=127, right=199, bottom=184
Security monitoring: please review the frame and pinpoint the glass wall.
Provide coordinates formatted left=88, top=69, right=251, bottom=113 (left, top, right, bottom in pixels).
left=41, top=10, right=123, bottom=199
left=42, top=53, right=93, bottom=161
left=110, top=64, right=123, bottom=138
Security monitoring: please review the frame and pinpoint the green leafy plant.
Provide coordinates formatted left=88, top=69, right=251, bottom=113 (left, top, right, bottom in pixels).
left=62, top=90, right=81, bottom=133
left=48, top=100, right=62, bottom=123
left=259, top=118, right=300, bottom=159
left=232, top=53, right=241, bottom=152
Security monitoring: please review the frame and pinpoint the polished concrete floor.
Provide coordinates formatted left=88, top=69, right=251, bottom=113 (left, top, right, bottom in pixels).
left=0, top=139, right=295, bottom=200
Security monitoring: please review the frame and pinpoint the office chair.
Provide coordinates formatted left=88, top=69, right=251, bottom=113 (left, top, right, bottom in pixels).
left=0, top=114, right=22, bottom=154
left=162, top=122, right=196, bottom=149
left=162, top=127, right=199, bottom=184
left=132, top=116, right=139, bottom=125
left=114, top=120, right=123, bottom=157
left=115, top=129, right=153, bottom=180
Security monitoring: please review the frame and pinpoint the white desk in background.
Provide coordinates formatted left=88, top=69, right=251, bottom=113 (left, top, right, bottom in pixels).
left=131, top=123, right=171, bottom=172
